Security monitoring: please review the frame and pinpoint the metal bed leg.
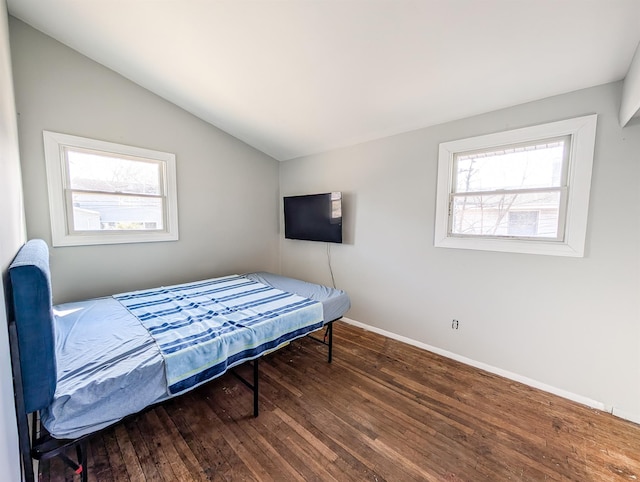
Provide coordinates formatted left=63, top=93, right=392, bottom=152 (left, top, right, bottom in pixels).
left=31, top=433, right=89, bottom=478
left=328, top=321, right=333, bottom=363
left=16, top=401, right=34, bottom=482
left=77, top=440, right=88, bottom=482
left=231, top=359, right=260, bottom=417
left=307, top=320, right=336, bottom=363
left=9, top=322, right=35, bottom=482
left=253, top=358, right=259, bottom=417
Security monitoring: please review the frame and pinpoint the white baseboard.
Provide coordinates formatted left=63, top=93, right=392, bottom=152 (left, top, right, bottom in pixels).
left=611, top=408, right=640, bottom=425
left=339, top=317, right=637, bottom=423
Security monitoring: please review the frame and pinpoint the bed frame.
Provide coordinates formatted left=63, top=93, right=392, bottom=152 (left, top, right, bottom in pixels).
left=7, top=240, right=339, bottom=481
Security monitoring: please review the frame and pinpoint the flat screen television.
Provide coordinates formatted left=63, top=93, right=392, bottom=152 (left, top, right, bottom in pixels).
left=284, top=192, right=342, bottom=243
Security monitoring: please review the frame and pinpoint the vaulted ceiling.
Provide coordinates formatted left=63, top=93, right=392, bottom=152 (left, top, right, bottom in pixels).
left=7, top=1, right=640, bottom=160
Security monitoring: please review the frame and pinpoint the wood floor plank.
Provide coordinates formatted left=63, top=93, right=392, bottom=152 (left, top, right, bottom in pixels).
left=223, top=386, right=340, bottom=482
left=271, top=407, right=338, bottom=462
left=39, top=321, right=640, bottom=481
left=154, top=404, right=210, bottom=481
left=87, top=432, right=114, bottom=482
left=184, top=387, right=257, bottom=482
left=101, top=429, right=132, bottom=482
left=121, top=416, right=164, bottom=482
left=199, top=383, right=278, bottom=482
left=257, top=370, right=383, bottom=480
left=145, top=406, right=204, bottom=481
left=290, top=343, right=507, bottom=478
left=114, top=424, right=145, bottom=481
left=211, top=386, right=320, bottom=482
left=162, top=392, right=231, bottom=481
left=134, top=409, right=180, bottom=480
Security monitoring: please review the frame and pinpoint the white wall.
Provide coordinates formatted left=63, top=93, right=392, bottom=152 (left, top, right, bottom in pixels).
left=280, top=82, right=640, bottom=422
left=9, top=18, right=281, bottom=303
left=0, top=2, right=25, bottom=480
left=620, top=41, right=640, bottom=126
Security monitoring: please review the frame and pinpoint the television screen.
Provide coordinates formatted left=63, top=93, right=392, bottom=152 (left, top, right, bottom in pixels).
left=284, top=192, right=342, bottom=243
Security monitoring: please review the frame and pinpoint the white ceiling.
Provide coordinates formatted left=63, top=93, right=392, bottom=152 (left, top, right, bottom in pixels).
left=7, top=1, right=640, bottom=161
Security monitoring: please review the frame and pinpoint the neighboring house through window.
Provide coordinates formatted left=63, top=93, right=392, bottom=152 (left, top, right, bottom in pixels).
left=507, top=211, right=540, bottom=237
left=43, top=131, right=179, bottom=247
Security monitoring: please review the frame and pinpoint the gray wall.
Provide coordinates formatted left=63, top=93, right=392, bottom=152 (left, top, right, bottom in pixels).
left=0, top=2, right=24, bottom=480
left=280, top=82, right=640, bottom=422
left=10, top=18, right=281, bottom=303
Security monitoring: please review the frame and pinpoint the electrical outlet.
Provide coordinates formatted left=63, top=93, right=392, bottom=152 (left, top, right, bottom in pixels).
left=451, top=319, right=459, bottom=330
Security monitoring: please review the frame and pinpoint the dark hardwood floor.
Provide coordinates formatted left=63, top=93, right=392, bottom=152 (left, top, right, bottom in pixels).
left=41, top=321, right=640, bottom=481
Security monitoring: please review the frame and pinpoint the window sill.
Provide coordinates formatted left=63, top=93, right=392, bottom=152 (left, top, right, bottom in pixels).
left=434, top=235, right=584, bottom=257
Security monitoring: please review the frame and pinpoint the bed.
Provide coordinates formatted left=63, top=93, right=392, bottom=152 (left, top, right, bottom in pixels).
left=7, top=239, right=350, bottom=481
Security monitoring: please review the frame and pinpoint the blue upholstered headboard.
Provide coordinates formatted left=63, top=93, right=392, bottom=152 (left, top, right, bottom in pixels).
left=8, top=239, right=57, bottom=413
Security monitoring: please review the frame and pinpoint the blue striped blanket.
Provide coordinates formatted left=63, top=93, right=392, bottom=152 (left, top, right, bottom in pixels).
left=114, top=275, right=323, bottom=394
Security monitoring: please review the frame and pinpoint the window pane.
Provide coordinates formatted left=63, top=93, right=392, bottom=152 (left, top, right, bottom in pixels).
left=67, top=149, right=162, bottom=195
left=507, top=211, right=539, bottom=236
left=454, top=139, right=566, bottom=193
left=71, top=192, right=164, bottom=231
left=451, top=191, right=561, bottom=238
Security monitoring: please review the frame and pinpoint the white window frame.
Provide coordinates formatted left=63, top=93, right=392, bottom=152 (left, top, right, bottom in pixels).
left=434, top=115, right=597, bottom=257
left=43, top=131, right=179, bottom=247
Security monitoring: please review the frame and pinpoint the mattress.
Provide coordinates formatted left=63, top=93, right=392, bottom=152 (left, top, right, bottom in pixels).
left=41, top=273, right=350, bottom=439
left=42, top=296, right=167, bottom=439
left=243, top=272, right=350, bottom=323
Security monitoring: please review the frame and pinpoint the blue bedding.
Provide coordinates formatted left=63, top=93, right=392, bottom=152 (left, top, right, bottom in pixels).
left=37, top=272, right=347, bottom=439
left=114, top=275, right=323, bottom=394
left=41, top=297, right=166, bottom=439
left=243, top=272, right=350, bottom=323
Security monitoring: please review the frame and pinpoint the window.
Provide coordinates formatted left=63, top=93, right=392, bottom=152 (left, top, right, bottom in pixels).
left=434, top=115, right=597, bottom=256
left=450, top=138, right=567, bottom=240
left=43, top=131, right=179, bottom=247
